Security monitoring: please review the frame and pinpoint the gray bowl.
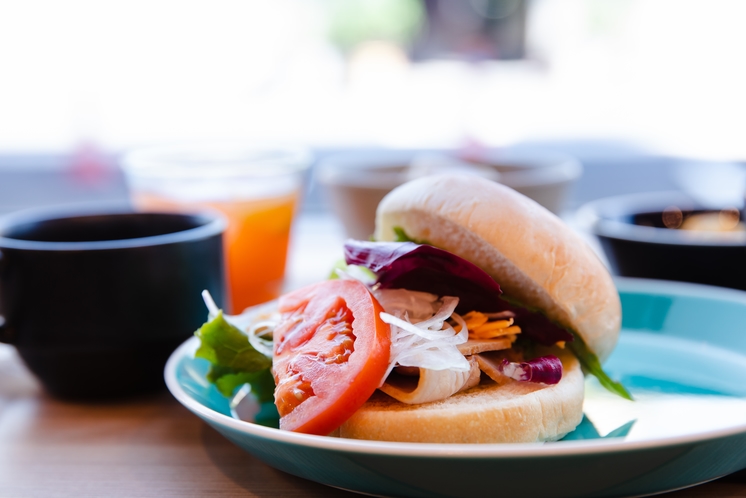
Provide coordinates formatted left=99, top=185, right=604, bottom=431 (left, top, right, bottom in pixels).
left=316, top=149, right=582, bottom=239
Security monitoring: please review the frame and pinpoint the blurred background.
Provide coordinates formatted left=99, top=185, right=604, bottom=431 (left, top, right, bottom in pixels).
left=0, top=0, right=744, bottom=214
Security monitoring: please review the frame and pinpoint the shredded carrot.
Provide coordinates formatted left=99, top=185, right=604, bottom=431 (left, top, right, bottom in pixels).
left=471, top=325, right=522, bottom=340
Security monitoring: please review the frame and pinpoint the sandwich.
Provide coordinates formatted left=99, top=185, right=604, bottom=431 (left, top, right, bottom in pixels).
left=195, top=174, right=627, bottom=444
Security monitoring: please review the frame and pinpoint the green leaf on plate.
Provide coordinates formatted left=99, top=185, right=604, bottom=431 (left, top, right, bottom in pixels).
left=208, top=366, right=276, bottom=401
left=569, top=335, right=634, bottom=401
left=195, top=311, right=273, bottom=398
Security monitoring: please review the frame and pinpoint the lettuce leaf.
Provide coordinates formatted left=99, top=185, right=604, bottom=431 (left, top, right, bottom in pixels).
left=195, top=311, right=273, bottom=398
left=328, top=258, right=348, bottom=279
left=206, top=365, right=276, bottom=402
left=568, top=335, right=633, bottom=401
left=392, top=226, right=431, bottom=245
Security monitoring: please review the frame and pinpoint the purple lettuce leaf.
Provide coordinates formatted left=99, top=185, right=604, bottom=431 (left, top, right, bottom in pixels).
left=499, top=355, right=563, bottom=384
left=344, top=240, right=502, bottom=313
left=343, top=240, right=573, bottom=345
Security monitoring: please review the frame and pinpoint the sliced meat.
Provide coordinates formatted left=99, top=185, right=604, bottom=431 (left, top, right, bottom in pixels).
left=380, top=356, right=481, bottom=404
left=457, top=337, right=515, bottom=355
left=475, top=351, right=511, bottom=383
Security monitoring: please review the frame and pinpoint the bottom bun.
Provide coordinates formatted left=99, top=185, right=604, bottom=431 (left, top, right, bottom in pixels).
left=337, top=350, right=584, bottom=443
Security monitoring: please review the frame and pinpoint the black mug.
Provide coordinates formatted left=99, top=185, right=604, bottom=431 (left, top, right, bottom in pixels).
left=0, top=207, right=226, bottom=399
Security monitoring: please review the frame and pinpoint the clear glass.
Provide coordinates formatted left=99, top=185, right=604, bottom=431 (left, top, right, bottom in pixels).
left=122, top=143, right=311, bottom=313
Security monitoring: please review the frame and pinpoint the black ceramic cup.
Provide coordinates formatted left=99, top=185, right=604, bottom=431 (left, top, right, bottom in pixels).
left=0, top=207, right=226, bottom=399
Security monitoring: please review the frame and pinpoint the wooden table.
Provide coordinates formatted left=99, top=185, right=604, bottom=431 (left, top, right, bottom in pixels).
left=2, top=215, right=746, bottom=497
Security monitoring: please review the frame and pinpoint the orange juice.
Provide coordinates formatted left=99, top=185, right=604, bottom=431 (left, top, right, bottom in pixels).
left=133, top=192, right=298, bottom=313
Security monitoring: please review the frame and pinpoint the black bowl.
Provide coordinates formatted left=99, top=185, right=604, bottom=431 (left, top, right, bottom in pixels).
left=577, top=191, right=746, bottom=290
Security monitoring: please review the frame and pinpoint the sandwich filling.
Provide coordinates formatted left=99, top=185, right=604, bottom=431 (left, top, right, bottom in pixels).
left=366, top=287, right=563, bottom=405
left=194, top=236, right=629, bottom=436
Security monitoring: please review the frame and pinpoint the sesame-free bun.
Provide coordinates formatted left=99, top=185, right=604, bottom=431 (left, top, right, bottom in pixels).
left=374, top=174, right=621, bottom=362
left=339, top=349, right=584, bottom=443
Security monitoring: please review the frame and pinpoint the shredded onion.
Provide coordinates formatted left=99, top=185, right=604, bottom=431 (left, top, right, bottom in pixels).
left=376, top=289, right=470, bottom=379
left=201, top=290, right=220, bottom=318
left=374, top=289, right=440, bottom=321
left=247, top=321, right=275, bottom=358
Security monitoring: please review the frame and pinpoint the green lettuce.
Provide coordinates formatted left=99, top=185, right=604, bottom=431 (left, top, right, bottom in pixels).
left=568, top=335, right=633, bottom=401
left=194, top=311, right=273, bottom=399
left=328, top=258, right=348, bottom=279
left=393, top=226, right=431, bottom=245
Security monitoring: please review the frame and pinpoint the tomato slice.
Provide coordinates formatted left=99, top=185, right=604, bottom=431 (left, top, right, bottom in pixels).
left=272, top=279, right=391, bottom=435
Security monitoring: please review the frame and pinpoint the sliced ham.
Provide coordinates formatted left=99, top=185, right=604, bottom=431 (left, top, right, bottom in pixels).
left=380, top=356, right=481, bottom=404
left=475, top=351, right=510, bottom=383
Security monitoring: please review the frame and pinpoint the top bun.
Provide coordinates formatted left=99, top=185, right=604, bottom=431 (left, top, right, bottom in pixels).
left=374, top=174, right=621, bottom=362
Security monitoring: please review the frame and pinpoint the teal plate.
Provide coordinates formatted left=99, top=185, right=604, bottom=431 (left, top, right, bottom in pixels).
left=165, top=278, right=746, bottom=497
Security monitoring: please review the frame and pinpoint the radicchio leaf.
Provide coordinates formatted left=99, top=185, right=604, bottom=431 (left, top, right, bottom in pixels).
left=499, top=355, right=563, bottom=384
left=344, top=240, right=502, bottom=314
left=343, top=240, right=573, bottom=346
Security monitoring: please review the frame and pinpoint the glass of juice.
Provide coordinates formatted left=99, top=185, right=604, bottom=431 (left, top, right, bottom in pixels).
left=121, top=143, right=311, bottom=313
